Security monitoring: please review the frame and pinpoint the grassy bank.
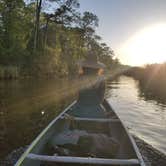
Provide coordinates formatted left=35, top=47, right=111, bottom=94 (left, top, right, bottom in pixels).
left=124, top=63, right=166, bottom=101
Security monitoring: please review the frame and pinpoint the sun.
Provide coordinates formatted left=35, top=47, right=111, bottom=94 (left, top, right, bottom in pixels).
left=119, top=23, right=166, bottom=66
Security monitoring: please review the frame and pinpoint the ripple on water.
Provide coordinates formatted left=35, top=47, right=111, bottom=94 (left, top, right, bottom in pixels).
left=107, top=76, right=166, bottom=155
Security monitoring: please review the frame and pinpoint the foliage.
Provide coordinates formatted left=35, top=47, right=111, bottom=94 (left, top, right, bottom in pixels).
left=0, top=0, right=34, bottom=65
left=0, top=0, right=119, bottom=79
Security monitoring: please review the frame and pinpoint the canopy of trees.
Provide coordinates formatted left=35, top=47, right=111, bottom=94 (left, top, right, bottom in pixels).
left=0, top=0, right=119, bottom=78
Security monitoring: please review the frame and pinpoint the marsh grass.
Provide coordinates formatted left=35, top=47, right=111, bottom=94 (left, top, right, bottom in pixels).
left=125, top=63, right=166, bottom=101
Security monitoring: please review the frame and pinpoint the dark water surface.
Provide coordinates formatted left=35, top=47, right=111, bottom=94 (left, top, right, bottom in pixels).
left=0, top=76, right=166, bottom=160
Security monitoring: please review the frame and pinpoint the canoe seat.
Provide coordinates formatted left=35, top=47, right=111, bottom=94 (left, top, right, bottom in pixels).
left=61, top=113, right=120, bottom=122
left=27, top=153, right=140, bottom=165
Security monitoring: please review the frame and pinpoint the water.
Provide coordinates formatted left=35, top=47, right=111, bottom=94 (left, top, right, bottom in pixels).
left=0, top=76, right=166, bottom=160
left=107, top=76, right=166, bottom=155
left=0, top=79, right=77, bottom=159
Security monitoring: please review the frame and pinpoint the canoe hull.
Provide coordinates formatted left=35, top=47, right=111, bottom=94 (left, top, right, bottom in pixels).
left=15, top=100, right=145, bottom=166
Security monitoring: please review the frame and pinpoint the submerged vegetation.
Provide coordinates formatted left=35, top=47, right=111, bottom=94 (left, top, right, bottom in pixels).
left=0, top=0, right=119, bottom=79
left=125, top=63, right=166, bottom=102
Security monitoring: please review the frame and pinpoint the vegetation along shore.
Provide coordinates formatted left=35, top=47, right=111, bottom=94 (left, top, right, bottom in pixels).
left=0, top=0, right=121, bottom=80
left=124, top=63, right=166, bottom=103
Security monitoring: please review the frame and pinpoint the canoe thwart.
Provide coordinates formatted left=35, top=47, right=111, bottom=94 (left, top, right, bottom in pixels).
left=27, top=153, right=139, bottom=165
left=61, top=113, right=120, bottom=122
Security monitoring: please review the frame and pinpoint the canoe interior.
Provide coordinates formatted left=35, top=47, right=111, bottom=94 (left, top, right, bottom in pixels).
left=16, top=100, right=141, bottom=166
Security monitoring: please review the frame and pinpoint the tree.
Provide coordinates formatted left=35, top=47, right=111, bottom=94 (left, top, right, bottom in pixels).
left=0, top=0, right=118, bottom=78
left=77, top=11, right=99, bottom=50
left=31, top=0, right=80, bottom=51
left=42, top=0, right=80, bottom=50
left=33, top=0, right=42, bottom=50
left=0, top=0, right=34, bottom=65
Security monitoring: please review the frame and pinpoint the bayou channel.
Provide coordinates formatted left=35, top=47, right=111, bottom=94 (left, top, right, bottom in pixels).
left=0, top=76, right=166, bottom=163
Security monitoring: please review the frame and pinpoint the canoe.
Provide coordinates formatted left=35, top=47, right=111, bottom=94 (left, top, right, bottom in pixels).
left=15, top=99, right=146, bottom=166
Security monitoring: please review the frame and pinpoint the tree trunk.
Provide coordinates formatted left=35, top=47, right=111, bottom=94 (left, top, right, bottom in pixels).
left=34, top=0, right=42, bottom=51
left=43, top=17, right=49, bottom=52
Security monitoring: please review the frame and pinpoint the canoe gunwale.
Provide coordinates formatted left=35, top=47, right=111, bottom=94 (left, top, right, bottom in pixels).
left=126, top=129, right=146, bottom=166
left=27, top=153, right=140, bottom=165
left=15, top=99, right=146, bottom=166
left=106, top=100, right=146, bottom=166
left=60, top=115, right=120, bottom=122
left=15, top=101, right=77, bottom=166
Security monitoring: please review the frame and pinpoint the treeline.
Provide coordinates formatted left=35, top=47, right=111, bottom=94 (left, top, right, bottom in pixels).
left=0, top=0, right=119, bottom=79
left=125, top=63, right=166, bottom=101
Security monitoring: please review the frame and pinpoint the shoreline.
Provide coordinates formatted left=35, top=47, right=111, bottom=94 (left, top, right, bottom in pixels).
left=1, top=136, right=166, bottom=166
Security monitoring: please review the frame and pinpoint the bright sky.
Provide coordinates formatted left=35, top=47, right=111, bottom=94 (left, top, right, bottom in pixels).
left=79, top=0, right=166, bottom=66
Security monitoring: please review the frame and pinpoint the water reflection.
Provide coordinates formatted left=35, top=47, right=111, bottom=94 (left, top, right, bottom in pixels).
left=107, top=76, right=166, bottom=155
left=138, top=81, right=166, bottom=105
left=0, top=76, right=106, bottom=160
left=0, top=79, right=77, bottom=159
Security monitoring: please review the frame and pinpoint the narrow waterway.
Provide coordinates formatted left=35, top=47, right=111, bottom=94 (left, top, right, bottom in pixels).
left=107, top=76, right=166, bottom=155
left=0, top=76, right=166, bottom=160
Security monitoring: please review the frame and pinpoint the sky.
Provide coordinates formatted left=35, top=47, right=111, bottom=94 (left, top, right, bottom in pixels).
left=79, top=0, right=166, bottom=66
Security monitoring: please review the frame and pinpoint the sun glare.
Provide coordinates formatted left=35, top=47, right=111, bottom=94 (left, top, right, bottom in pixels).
left=119, top=23, right=166, bottom=66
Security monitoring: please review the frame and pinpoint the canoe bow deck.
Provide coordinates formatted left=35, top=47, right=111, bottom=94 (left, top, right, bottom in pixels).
left=15, top=99, right=145, bottom=166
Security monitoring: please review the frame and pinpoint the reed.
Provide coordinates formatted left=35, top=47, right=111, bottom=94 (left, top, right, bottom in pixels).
left=124, top=63, right=166, bottom=100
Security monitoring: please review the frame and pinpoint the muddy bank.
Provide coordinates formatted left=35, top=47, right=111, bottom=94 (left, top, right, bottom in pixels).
left=1, top=136, right=166, bottom=166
